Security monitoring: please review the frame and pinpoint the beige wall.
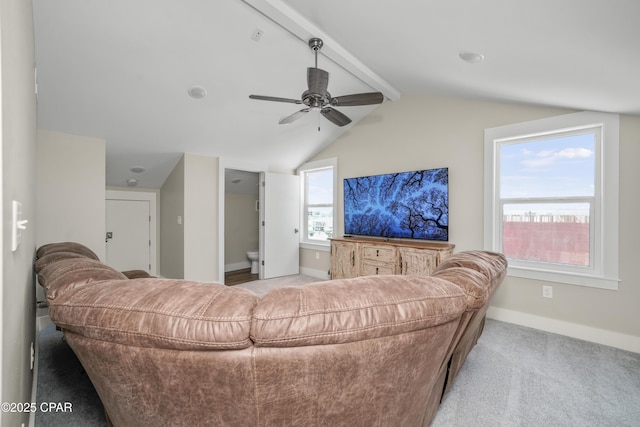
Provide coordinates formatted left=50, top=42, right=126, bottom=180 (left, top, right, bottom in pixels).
left=37, top=130, right=106, bottom=259
left=184, top=153, right=219, bottom=282
left=306, top=94, right=640, bottom=349
left=1, top=0, right=38, bottom=424
left=224, top=192, right=259, bottom=269
left=300, top=249, right=331, bottom=278
left=160, top=156, right=185, bottom=278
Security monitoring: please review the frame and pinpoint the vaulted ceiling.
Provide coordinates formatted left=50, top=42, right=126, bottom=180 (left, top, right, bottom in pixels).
left=33, top=0, right=640, bottom=188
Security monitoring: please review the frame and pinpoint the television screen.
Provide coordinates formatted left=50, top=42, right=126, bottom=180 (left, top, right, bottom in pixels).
left=343, top=168, right=448, bottom=241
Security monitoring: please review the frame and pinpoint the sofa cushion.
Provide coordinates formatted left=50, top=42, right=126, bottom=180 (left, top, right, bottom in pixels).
left=37, top=242, right=100, bottom=261
left=49, top=279, right=259, bottom=351
left=431, top=267, right=488, bottom=310
left=433, top=250, right=507, bottom=291
left=34, top=251, right=89, bottom=276
left=121, top=269, right=154, bottom=279
left=38, top=258, right=127, bottom=300
left=251, top=275, right=466, bottom=347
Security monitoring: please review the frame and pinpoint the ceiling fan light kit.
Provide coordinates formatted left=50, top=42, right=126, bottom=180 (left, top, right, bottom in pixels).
left=249, top=38, right=384, bottom=127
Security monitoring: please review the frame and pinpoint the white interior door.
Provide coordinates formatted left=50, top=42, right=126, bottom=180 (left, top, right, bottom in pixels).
left=260, top=172, right=300, bottom=279
left=106, top=199, right=151, bottom=273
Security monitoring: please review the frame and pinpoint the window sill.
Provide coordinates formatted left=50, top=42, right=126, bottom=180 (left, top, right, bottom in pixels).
left=507, top=265, right=619, bottom=290
left=300, top=242, right=330, bottom=252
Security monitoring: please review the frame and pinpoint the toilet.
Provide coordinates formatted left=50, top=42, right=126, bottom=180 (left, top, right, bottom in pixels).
left=247, top=250, right=259, bottom=274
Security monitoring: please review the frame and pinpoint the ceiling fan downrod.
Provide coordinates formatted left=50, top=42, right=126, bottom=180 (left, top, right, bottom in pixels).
left=308, top=38, right=323, bottom=68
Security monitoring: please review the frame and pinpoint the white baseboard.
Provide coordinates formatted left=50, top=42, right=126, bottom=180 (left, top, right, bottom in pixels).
left=487, top=306, right=640, bottom=354
left=225, top=261, right=250, bottom=272
left=300, top=266, right=330, bottom=280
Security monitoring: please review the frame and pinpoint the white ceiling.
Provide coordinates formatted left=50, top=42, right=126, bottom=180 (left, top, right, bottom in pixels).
left=33, top=0, right=640, bottom=189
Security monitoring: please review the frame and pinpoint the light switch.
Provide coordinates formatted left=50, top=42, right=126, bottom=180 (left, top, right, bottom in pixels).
left=12, top=201, right=28, bottom=252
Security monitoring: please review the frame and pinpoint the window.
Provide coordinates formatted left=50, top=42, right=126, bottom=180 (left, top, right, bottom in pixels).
left=297, top=158, right=337, bottom=249
left=484, top=111, right=619, bottom=289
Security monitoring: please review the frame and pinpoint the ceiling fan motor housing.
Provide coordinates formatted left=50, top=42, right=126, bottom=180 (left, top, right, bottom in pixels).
left=303, top=67, right=330, bottom=108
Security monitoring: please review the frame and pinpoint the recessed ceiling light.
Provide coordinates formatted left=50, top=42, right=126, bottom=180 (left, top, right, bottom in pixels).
left=188, top=86, right=207, bottom=99
left=231, top=178, right=242, bottom=184
left=129, top=166, right=145, bottom=173
left=126, top=178, right=138, bottom=187
left=459, top=51, right=485, bottom=64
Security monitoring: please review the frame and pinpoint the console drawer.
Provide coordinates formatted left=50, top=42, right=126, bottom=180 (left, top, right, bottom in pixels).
left=361, top=261, right=396, bottom=276
left=361, top=244, right=396, bottom=263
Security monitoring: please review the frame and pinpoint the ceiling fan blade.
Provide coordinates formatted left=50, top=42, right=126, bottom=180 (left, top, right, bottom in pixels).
left=279, top=108, right=311, bottom=125
left=307, top=67, right=329, bottom=95
left=321, top=107, right=352, bottom=127
left=249, top=95, right=302, bottom=104
left=330, top=92, right=384, bottom=107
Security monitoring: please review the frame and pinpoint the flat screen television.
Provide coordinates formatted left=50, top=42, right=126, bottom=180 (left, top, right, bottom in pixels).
left=343, top=167, right=448, bottom=241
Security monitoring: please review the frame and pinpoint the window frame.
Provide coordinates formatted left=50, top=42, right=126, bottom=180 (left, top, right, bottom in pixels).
left=297, top=158, right=337, bottom=251
left=484, top=111, right=619, bottom=290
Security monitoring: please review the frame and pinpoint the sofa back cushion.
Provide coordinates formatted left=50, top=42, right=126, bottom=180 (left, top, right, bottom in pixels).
left=35, top=252, right=92, bottom=288
left=431, top=267, right=488, bottom=310
left=433, top=250, right=507, bottom=294
left=36, top=242, right=100, bottom=261
left=50, top=279, right=260, bottom=351
left=38, top=258, right=128, bottom=300
left=251, top=275, right=466, bottom=347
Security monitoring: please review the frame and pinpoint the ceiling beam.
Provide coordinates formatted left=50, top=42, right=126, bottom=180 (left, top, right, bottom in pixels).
left=243, top=0, right=401, bottom=101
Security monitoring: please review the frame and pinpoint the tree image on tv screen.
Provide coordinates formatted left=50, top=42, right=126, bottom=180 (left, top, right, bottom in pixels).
left=344, top=168, right=448, bottom=241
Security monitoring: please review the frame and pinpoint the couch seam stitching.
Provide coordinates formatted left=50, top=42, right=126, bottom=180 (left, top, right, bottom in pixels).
left=51, top=303, right=252, bottom=321
left=57, top=323, right=252, bottom=348
left=251, top=316, right=459, bottom=344
left=252, top=293, right=465, bottom=320
left=195, top=287, right=224, bottom=317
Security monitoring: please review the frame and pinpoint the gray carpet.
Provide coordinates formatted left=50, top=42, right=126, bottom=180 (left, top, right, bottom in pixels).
left=35, top=282, right=640, bottom=426
left=35, top=324, right=107, bottom=427
left=431, top=319, right=640, bottom=426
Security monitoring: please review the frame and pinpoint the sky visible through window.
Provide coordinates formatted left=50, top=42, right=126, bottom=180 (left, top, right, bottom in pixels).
left=307, top=168, right=333, bottom=204
left=500, top=131, right=595, bottom=215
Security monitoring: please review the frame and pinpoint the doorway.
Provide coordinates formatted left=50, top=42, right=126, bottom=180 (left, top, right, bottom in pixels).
left=224, top=169, right=260, bottom=284
left=221, top=168, right=301, bottom=285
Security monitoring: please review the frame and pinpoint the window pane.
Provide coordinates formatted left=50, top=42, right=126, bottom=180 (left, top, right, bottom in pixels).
left=307, top=206, right=333, bottom=240
left=502, top=203, right=590, bottom=266
left=307, top=168, right=333, bottom=205
left=500, top=132, right=595, bottom=199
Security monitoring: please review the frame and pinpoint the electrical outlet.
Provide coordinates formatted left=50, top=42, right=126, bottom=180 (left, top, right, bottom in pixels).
left=542, top=285, right=553, bottom=298
left=315, top=252, right=320, bottom=260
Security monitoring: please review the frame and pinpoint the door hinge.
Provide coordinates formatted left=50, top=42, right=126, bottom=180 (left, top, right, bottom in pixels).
left=149, top=240, right=151, bottom=246
left=261, top=260, right=264, bottom=266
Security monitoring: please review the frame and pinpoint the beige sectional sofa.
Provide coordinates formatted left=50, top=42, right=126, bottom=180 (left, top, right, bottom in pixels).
left=34, top=242, right=506, bottom=426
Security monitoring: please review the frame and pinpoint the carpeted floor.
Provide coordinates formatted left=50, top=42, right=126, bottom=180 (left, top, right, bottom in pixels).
left=431, top=319, right=640, bottom=426
left=35, top=276, right=640, bottom=426
left=35, top=324, right=107, bottom=427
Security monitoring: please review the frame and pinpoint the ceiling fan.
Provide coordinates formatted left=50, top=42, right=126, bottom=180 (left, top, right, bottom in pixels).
left=249, top=38, right=384, bottom=127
